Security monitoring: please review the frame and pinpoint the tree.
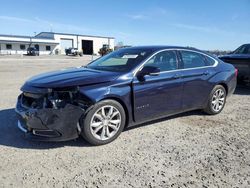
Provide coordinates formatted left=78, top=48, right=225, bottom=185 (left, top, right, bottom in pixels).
left=116, top=41, right=124, bottom=47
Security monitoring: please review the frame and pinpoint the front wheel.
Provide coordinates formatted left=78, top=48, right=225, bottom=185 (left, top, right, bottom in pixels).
left=204, top=85, right=227, bottom=115
left=81, top=100, right=126, bottom=145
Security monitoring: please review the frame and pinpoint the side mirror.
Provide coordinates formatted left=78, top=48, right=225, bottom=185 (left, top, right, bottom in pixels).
left=138, top=66, right=160, bottom=77
left=136, top=66, right=160, bottom=81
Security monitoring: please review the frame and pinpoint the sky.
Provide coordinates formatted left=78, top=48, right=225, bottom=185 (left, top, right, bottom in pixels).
left=0, top=0, right=249, bottom=50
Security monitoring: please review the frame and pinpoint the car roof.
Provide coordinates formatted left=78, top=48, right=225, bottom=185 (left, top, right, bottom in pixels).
left=123, top=45, right=214, bottom=56
left=125, top=45, right=202, bottom=52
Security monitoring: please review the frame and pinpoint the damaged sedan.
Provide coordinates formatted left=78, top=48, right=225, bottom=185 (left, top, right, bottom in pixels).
left=16, top=46, right=237, bottom=145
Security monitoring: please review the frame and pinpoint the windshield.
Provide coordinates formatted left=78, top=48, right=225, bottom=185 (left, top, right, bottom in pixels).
left=234, top=44, right=250, bottom=54
left=86, top=48, right=153, bottom=72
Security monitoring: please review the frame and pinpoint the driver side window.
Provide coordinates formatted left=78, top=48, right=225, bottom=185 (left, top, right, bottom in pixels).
left=145, top=50, right=178, bottom=72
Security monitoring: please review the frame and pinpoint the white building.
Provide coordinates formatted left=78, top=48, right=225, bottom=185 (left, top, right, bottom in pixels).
left=0, top=32, right=115, bottom=55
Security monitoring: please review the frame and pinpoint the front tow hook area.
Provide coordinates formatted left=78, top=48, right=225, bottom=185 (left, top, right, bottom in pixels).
left=16, top=103, right=85, bottom=141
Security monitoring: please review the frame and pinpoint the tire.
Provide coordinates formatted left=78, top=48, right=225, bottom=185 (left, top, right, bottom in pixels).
left=81, top=100, right=126, bottom=145
left=204, top=85, right=227, bottom=115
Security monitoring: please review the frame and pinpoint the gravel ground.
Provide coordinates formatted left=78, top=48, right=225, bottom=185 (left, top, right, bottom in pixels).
left=0, top=55, right=250, bottom=188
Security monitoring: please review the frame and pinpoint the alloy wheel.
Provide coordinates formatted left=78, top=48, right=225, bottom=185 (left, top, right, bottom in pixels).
left=90, top=105, right=121, bottom=140
left=211, top=88, right=225, bottom=112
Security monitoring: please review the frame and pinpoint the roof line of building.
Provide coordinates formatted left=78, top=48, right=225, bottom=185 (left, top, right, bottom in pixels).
left=0, top=33, right=55, bottom=40
left=0, top=34, right=32, bottom=39
left=36, top=32, right=115, bottom=39
left=0, top=32, right=115, bottom=40
left=0, top=40, right=59, bottom=45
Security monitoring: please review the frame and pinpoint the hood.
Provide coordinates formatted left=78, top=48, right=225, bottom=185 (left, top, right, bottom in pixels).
left=23, top=67, right=120, bottom=90
left=219, top=54, right=250, bottom=60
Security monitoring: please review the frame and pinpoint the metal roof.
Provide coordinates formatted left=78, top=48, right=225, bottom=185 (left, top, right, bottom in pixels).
left=0, top=40, right=59, bottom=45
left=0, top=33, right=56, bottom=40
left=0, top=34, right=32, bottom=39
left=36, top=32, right=115, bottom=39
left=0, top=31, right=115, bottom=41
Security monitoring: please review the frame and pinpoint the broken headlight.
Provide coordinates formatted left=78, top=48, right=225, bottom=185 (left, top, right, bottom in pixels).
left=47, top=87, right=79, bottom=109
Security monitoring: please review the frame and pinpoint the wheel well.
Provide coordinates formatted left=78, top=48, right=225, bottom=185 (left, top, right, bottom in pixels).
left=100, top=97, right=129, bottom=128
left=218, top=83, right=228, bottom=94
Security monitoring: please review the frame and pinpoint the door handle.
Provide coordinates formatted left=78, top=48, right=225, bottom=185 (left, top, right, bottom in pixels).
left=203, top=71, right=210, bottom=75
left=173, top=74, right=181, bottom=79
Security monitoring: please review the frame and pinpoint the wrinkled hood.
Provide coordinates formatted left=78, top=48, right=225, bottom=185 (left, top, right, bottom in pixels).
left=219, top=54, right=250, bottom=60
left=23, top=67, right=120, bottom=89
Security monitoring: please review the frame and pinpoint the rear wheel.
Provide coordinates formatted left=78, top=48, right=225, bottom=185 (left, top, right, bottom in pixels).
left=204, top=85, right=227, bottom=115
left=81, top=100, right=126, bottom=145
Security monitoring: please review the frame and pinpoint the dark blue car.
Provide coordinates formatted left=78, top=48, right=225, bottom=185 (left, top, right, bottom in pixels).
left=219, top=44, right=250, bottom=83
left=16, top=46, right=237, bottom=145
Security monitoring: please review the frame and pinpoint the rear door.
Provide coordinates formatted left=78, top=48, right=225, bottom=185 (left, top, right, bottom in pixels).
left=132, top=50, right=183, bottom=122
left=177, top=50, right=217, bottom=110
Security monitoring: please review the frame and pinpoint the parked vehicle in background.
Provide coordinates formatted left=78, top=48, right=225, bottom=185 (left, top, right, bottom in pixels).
left=65, top=48, right=83, bottom=56
left=16, top=46, right=237, bottom=145
left=219, top=44, right=250, bottom=83
left=26, top=47, right=39, bottom=56
left=98, top=44, right=113, bottom=56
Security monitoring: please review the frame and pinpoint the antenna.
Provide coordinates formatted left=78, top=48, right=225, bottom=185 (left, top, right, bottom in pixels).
left=50, top=24, right=53, bottom=32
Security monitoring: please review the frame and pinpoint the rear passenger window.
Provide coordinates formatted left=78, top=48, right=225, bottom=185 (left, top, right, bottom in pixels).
left=205, top=56, right=216, bottom=66
left=180, top=51, right=207, bottom=69
left=145, top=50, right=178, bottom=72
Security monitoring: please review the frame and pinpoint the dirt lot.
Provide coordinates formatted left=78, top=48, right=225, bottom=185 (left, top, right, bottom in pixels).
left=0, top=55, right=250, bottom=188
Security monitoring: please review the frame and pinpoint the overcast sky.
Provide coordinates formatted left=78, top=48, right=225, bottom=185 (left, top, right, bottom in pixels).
left=0, top=0, right=249, bottom=50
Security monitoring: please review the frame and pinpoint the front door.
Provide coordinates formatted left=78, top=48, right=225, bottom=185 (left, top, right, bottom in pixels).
left=132, top=50, right=183, bottom=123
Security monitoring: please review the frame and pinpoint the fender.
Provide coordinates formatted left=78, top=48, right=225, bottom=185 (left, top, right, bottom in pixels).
left=79, top=80, right=135, bottom=126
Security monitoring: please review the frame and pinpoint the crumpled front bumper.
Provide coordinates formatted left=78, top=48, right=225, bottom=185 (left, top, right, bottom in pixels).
left=15, top=95, right=85, bottom=141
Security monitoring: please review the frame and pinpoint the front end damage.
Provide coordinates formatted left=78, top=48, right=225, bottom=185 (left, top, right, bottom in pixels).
left=15, top=87, right=91, bottom=141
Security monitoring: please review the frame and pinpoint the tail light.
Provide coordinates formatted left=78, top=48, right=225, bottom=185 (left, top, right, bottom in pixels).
left=235, top=68, right=238, bottom=77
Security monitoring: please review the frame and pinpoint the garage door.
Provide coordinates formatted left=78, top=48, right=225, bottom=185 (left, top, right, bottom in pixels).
left=60, top=39, right=73, bottom=53
left=82, top=40, right=93, bottom=55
